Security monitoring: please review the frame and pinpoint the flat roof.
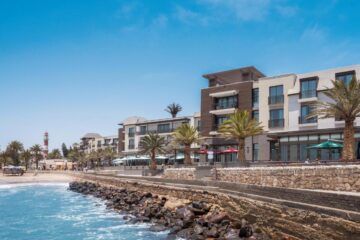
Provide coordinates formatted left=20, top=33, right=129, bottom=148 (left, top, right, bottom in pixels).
left=202, top=66, right=266, bottom=79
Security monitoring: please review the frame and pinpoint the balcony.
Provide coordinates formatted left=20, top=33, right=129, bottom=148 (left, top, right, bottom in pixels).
left=128, top=132, right=135, bottom=137
left=268, top=95, right=284, bottom=105
left=268, top=119, right=284, bottom=128
left=299, top=116, right=317, bottom=124
left=214, top=102, right=238, bottom=110
left=300, top=90, right=317, bottom=99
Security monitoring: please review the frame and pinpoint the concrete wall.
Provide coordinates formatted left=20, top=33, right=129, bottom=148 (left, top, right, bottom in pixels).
left=163, top=168, right=197, bottom=180
left=213, top=165, right=360, bottom=192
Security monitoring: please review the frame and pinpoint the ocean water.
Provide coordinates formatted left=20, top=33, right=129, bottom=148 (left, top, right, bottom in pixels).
left=0, top=183, right=168, bottom=240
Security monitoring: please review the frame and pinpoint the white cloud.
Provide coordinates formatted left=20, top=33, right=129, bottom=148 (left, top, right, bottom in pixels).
left=301, top=25, right=326, bottom=42
left=174, top=5, right=209, bottom=25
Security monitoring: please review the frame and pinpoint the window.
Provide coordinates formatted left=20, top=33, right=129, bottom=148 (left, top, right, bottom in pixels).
left=157, top=123, right=171, bottom=133
left=252, top=110, right=259, bottom=123
left=268, top=85, right=284, bottom=104
left=299, top=105, right=317, bottom=124
left=97, top=140, right=101, bottom=147
left=214, top=115, right=228, bottom=130
left=128, top=139, right=135, bottom=149
left=269, top=109, right=284, bottom=128
left=215, top=96, right=238, bottom=109
left=336, top=71, right=355, bottom=86
left=280, top=144, right=288, bottom=161
left=140, top=126, right=147, bottom=134
left=289, top=144, right=298, bottom=161
left=300, top=78, right=317, bottom=98
left=128, top=127, right=135, bottom=137
left=252, top=143, right=259, bottom=161
left=252, top=88, right=259, bottom=108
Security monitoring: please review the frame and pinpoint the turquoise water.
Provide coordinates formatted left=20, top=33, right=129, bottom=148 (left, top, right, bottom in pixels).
left=0, top=183, right=168, bottom=240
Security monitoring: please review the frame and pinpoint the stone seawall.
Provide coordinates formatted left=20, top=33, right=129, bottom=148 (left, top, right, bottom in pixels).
left=73, top=173, right=360, bottom=240
left=163, top=168, right=196, bottom=180
left=212, top=165, right=360, bottom=192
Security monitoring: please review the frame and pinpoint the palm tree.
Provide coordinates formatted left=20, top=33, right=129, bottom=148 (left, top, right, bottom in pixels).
left=0, top=151, right=11, bottom=168
left=48, top=149, right=62, bottom=159
left=139, top=133, right=166, bottom=170
left=165, top=103, right=183, bottom=118
left=21, top=150, right=32, bottom=170
left=30, top=144, right=43, bottom=169
left=172, top=123, right=199, bottom=165
left=309, top=77, right=360, bottom=161
left=6, top=141, right=24, bottom=165
left=218, top=110, right=263, bottom=165
left=103, top=147, right=116, bottom=166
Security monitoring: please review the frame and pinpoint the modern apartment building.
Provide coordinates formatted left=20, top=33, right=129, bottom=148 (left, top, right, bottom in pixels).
left=200, top=64, right=360, bottom=163
left=80, top=133, right=119, bottom=154
left=118, top=113, right=201, bottom=157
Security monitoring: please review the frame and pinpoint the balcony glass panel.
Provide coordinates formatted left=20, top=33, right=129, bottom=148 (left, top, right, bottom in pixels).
left=300, top=78, right=317, bottom=98
left=214, top=96, right=238, bottom=109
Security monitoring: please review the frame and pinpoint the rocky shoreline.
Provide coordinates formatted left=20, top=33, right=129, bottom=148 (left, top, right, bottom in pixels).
left=69, top=181, right=269, bottom=240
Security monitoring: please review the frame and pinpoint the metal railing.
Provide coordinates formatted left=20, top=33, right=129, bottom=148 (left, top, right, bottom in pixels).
left=268, top=95, right=284, bottom=105
left=299, top=116, right=317, bottom=124
left=213, top=102, right=238, bottom=110
left=268, top=118, right=284, bottom=128
left=300, top=90, right=317, bottom=99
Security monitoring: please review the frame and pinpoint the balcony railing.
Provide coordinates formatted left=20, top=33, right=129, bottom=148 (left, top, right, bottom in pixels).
left=300, top=90, right=317, bottom=99
left=214, top=102, right=238, bottom=110
left=268, top=95, right=284, bottom=105
left=299, top=116, right=317, bottom=124
left=128, top=144, right=135, bottom=150
left=137, top=129, right=174, bottom=135
left=268, top=119, right=284, bottom=128
left=128, top=132, right=135, bottom=137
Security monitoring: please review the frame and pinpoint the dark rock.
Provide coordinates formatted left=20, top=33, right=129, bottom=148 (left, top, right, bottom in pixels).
left=205, top=226, right=219, bottom=238
left=208, top=212, right=229, bottom=224
left=149, top=225, right=167, bottom=232
left=194, top=224, right=204, bottom=235
left=239, top=225, right=253, bottom=238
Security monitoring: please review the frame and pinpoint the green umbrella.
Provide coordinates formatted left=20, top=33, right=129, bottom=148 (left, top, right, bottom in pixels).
left=307, top=140, right=343, bottom=149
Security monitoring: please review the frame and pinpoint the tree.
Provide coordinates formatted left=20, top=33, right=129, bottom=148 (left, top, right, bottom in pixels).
left=62, top=143, right=69, bottom=158
left=48, top=149, right=62, bottom=159
left=30, top=144, right=43, bottom=169
left=165, top=103, right=182, bottom=118
left=172, top=123, right=199, bottom=165
left=21, top=150, right=32, bottom=170
left=68, top=147, right=86, bottom=169
left=309, top=77, right=360, bottom=161
left=139, top=133, right=166, bottom=170
left=103, top=147, right=116, bottom=166
left=218, top=110, right=263, bottom=165
left=0, top=151, right=11, bottom=167
left=5, top=141, right=24, bottom=166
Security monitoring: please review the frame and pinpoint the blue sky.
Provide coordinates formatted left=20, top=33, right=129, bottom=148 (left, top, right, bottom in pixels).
left=0, top=0, right=359, bottom=151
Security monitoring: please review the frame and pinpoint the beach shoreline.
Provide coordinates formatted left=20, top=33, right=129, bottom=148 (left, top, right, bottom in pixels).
left=0, top=173, right=74, bottom=185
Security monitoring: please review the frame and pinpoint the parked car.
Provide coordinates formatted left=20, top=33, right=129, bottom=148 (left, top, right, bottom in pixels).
left=2, top=166, right=25, bottom=176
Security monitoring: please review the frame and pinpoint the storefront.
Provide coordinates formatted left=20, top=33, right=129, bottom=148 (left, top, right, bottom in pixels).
left=270, top=131, right=360, bottom=162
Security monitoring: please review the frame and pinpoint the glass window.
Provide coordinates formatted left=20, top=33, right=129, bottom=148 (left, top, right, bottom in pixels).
left=289, top=144, right=298, bottom=161
left=280, top=144, right=288, bottom=161
left=332, top=149, right=341, bottom=161
left=270, top=142, right=278, bottom=161
left=299, top=136, right=308, bottom=141
left=253, top=143, right=259, bottom=161
left=280, top=137, right=288, bottom=142
left=252, top=88, right=259, bottom=108
left=215, top=96, right=238, bottom=109
left=215, top=116, right=228, bottom=125
left=269, top=85, right=283, bottom=97
left=336, top=71, right=355, bottom=86
left=321, top=149, right=330, bottom=160
left=140, top=126, right=147, bottom=134
left=300, top=105, right=317, bottom=124
left=320, top=134, right=330, bottom=140
left=128, top=127, right=135, bottom=137
left=309, top=148, right=317, bottom=161
left=252, top=110, right=259, bottom=123
left=299, top=144, right=308, bottom=161
left=289, top=136, right=298, bottom=142
left=309, top=135, right=318, bottom=141
left=300, top=78, right=317, bottom=98
left=158, top=124, right=171, bottom=133
left=330, top=133, right=341, bottom=139
left=128, top=139, right=135, bottom=149
left=270, top=109, right=284, bottom=120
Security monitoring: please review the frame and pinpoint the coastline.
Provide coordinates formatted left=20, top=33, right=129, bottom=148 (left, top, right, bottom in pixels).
left=0, top=173, right=74, bottom=185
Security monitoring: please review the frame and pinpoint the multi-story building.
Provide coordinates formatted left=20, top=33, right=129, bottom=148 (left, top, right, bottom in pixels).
left=118, top=113, right=201, bottom=157
left=200, top=65, right=360, bottom=163
left=80, top=133, right=118, bottom=154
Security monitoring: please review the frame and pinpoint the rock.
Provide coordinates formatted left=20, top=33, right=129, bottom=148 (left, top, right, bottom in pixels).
left=149, top=225, right=167, bottom=232
left=224, top=228, right=240, bottom=240
left=205, top=226, right=219, bottom=238
left=194, top=224, right=204, bottom=235
left=176, top=206, right=195, bottom=222
left=208, top=212, right=228, bottom=224
left=176, top=228, right=194, bottom=239
left=239, top=225, right=253, bottom=238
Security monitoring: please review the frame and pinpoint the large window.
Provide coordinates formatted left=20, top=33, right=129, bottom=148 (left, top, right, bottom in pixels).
left=252, top=110, right=259, bottom=123
left=336, top=71, right=355, bottom=86
left=300, top=78, right=317, bottom=98
left=252, top=88, right=259, bottom=108
left=157, top=123, right=171, bottom=133
left=215, top=96, right=238, bottom=109
left=139, top=126, right=147, bottom=135
left=252, top=143, right=259, bottom=161
left=299, top=105, right=317, bottom=124
left=269, top=109, right=284, bottom=128
left=268, top=85, right=284, bottom=104
left=214, top=115, right=228, bottom=130
left=128, top=139, right=135, bottom=149
left=128, top=127, right=135, bottom=137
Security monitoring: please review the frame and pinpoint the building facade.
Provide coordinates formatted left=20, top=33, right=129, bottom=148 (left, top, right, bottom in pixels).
left=80, top=133, right=119, bottom=154
left=118, top=113, right=201, bottom=157
left=200, top=64, right=360, bottom=163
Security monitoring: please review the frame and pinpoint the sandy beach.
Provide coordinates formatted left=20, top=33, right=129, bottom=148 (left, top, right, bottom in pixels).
left=0, top=173, right=74, bottom=185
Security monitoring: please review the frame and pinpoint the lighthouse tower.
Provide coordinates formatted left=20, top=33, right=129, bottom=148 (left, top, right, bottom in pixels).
left=44, top=132, right=49, bottom=159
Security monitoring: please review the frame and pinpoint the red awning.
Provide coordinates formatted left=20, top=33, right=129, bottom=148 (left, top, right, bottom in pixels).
left=220, top=147, right=238, bottom=153
left=197, top=149, right=208, bottom=154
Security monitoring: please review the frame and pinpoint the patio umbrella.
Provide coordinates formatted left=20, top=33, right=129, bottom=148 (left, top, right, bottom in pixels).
left=307, top=140, right=343, bottom=149
left=197, top=149, right=208, bottom=154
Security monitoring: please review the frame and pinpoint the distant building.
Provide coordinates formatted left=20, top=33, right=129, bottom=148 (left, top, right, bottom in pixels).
left=80, top=133, right=118, bottom=154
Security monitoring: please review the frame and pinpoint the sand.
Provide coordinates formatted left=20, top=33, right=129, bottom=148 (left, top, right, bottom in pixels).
left=0, top=173, right=74, bottom=185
